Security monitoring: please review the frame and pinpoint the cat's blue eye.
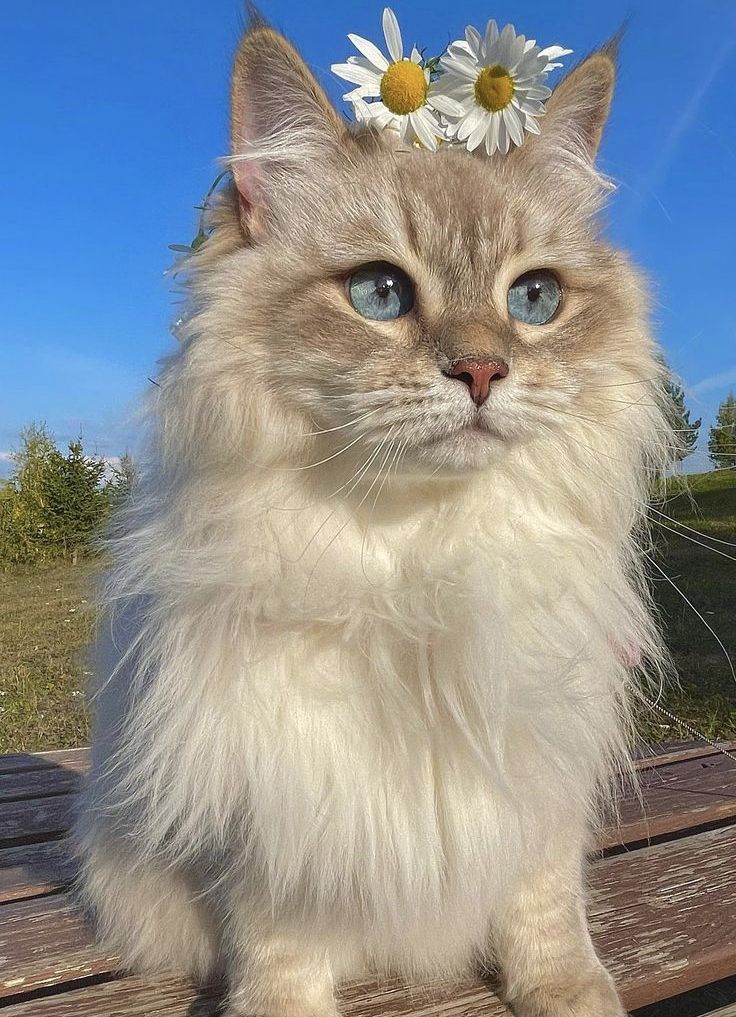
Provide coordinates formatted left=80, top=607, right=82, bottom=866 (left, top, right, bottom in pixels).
left=507, top=270, right=561, bottom=325
left=348, top=262, right=414, bottom=321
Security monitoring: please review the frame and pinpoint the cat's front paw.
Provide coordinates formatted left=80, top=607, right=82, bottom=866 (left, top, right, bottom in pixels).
left=224, top=985, right=340, bottom=1017
left=508, top=965, right=626, bottom=1017
left=224, top=1003, right=339, bottom=1017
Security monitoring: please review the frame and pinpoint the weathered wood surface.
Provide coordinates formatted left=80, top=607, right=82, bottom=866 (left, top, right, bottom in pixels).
left=0, top=749, right=90, bottom=777
left=0, top=795, right=77, bottom=848
left=0, top=840, right=76, bottom=903
left=1, top=744, right=735, bottom=1016
left=4, top=746, right=736, bottom=864
left=634, top=740, right=736, bottom=770
left=591, top=824, right=736, bottom=1010
left=603, top=751, right=736, bottom=848
left=1, top=824, right=735, bottom=1010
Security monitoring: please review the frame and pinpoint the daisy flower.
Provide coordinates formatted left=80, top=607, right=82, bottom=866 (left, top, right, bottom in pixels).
left=438, top=21, right=572, bottom=155
left=331, top=8, right=450, bottom=150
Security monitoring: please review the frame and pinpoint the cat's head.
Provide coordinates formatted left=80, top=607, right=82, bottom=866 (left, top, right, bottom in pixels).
left=170, top=17, right=668, bottom=487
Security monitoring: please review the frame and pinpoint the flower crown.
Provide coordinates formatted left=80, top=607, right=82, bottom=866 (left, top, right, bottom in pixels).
left=332, top=9, right=571, bottom=155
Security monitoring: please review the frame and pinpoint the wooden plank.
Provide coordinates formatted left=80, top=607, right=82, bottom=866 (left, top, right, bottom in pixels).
left=1, top=750, right=735, bottom=901
left=0, top=841, right=75, bottom=903
left=703, top=1005, right=736, bottom=1017
left=0, top=795, right=77, bottom=848
left=0, top=973, right=512, bottom=1016
left=0, top=767, right=82, bottom=803
left=0, top=894, right=120, bottom=994
left=0, top=749, right=90, bottom=777
left=590, top=824, right=736, bottom=1010
left=635, top=741, right=736, bottom=770
left=4, top=757, right=735, bottom=867
left=0, top=825, right=734, bottom=1011
left=603, top=752, right=736, bottom=848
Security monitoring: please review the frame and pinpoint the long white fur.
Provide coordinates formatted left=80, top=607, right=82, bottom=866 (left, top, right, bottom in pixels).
left=74, top=33, right=675, bottom=1017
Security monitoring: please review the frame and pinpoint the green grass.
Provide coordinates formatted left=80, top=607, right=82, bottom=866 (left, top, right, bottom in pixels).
left=0, top=561, right=96, bottom=752
left=642, top=469, right=736, bottom=742
left=0, top=470, right=733, bottom=752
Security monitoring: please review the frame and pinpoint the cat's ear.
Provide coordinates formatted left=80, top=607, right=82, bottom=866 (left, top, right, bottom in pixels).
left=535, top=44, right=617, bottom=166
left=230, top=17, right=347, bottom=239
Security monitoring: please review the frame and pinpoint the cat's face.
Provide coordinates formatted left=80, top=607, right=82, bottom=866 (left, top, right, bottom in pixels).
left=183, top=25, right=663, bottom=482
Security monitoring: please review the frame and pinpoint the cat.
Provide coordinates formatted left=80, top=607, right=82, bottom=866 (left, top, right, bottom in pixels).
left=74, top=13, right=674, bottom=1017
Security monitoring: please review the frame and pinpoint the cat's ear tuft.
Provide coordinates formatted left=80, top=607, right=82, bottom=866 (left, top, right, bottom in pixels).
left=230, top=19, right=347, bottom=239
left=539, top=45, right=617, bottom=163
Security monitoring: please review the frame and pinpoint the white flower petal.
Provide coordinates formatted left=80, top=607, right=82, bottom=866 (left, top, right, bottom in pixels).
left=447, top=39, right=472, bottom=60
left=468, top=115, right=490, bottom=151
left=410, top=109, right=438, bottom=150
left=484, top=19, right=500, bottom=54
left=507, top=33, right=527, bottom=71
left=517, top=98, right=546, bottom=116
left=497, top=115, right=510, bottom=154
left=439, top=53, right=479, bottom=81
left=465, top=25, right=482, bottom=58
left=331, top=62, right=382, bottom=88
left=503, top=104, right=524, bottom=147
left=523, top=112, right=542, bottom=134
left=540, top=45, right=573, bottom=60
left=485, top=114, right=500, bottom=154
left=429, top=92, right=466, bottom=117
left=410, top=45, right=422, bottom=63
left=456, top=105, right=484, bottom=141
left=382, top=8, right=403, bottom=63
left=437, top=78, right=475, bottom=101
left=517, top=85, right=551, bottom=100
left=347, top=33, right=389, bottom=72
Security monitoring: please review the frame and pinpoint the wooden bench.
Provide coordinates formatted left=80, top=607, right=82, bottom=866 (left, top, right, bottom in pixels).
left=1, top=743, right=736, bottom=1016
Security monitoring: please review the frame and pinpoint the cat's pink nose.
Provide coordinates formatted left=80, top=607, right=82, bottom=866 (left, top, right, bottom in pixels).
left=445, top=357, right=509, bottom=407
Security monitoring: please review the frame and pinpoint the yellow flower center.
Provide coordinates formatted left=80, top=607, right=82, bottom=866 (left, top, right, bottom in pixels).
left=474, top=64, right=515, bottom=112
left=380, top=60, right=428, bottom=115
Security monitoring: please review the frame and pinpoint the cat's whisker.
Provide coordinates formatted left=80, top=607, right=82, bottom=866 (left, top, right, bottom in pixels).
left=644, top=551, right=736, bottom=686
left=290, top=435, right=390, bottom=565
left=360, top=436, right=402, bottom=584
left=647, top=506, right=736, bottom=551
left=529, top=400, right=684, bottom=458
left=564, top=459, right=736, bottom=693
left=649, top=519, right=736, bottom=564
left=300, top=428, right=396, bottom=608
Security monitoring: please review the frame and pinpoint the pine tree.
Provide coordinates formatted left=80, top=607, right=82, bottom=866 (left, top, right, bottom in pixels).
left=708, top=393, right=736, bottom=470
left=4, top=423, right=65, bottom=560
left=108, top=451, right=138, bottom=509
left=0, top=424, right=111, bottom=564
left=666, top=382, right=701, bottom=462
left=43, top=438, right=109, bottom=560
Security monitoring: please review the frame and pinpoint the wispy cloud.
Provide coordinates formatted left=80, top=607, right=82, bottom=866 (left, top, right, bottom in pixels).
left=632, top=33, right=736, bottom=218
left=687, top=366, right=736, bottom=397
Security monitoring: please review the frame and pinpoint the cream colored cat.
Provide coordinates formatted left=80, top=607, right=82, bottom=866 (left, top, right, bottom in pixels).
left=75, top=15, right=673, bottom=1017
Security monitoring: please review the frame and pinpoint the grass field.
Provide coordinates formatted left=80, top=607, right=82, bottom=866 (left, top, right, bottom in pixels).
left=0, top=471, right=734, bottom=752
left=0, top=561, right=95, bottom=752
left=642, top=469, right=736, bottom=742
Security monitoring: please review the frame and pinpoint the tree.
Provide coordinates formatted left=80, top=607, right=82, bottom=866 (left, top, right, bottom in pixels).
left=0, top=424, right=111, bottom=564
left=44, top=438, right=109, bottom=560
left=666, top=381, right=701, bottom=462
left=708, top=393, right=736, bottom=470
left=108, top=451, right=138, bottom=510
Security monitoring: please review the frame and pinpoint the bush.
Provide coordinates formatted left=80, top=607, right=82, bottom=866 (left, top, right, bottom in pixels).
left=0, top=424, right=131, bottom=565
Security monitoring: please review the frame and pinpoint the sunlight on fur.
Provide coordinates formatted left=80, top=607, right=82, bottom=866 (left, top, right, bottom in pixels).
left=74, top=17, right=677, bottom=1017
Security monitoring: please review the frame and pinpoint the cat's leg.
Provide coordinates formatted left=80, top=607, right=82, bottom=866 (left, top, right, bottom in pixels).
left=222, top=903, right=339, bottom=1017
left=75, top=828, right=220, bottom=979
left=488, top=833, right=626, bottom=1017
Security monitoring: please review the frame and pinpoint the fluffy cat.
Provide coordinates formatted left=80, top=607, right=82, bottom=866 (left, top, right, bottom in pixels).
left=75, top=15, right=673, bottom=1017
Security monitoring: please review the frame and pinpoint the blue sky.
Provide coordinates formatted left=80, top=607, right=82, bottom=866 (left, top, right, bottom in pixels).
left=3, top=0, right=736, bottom=474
